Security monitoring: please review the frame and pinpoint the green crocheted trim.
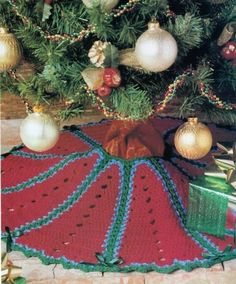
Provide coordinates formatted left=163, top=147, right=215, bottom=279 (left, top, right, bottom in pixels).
left=2, top=152, right=83, bottom=194
left=2, top=155, right=110, bottom=237
left=73, top=129, right=102, bottom=148
left=7, top=241, right=236, bottom=274
left=150, top=158, right=219, bottom=254
left=12, top=151, right=66, bottom=159
left=104, top=162, right=133, bottom=260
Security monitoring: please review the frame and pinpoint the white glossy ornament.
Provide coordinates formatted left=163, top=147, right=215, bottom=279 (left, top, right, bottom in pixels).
left=20, top=112, right=59, bottom=152
left=82, top=0, right=119, bottom=12
left=135, top=22, right=178, bottom=72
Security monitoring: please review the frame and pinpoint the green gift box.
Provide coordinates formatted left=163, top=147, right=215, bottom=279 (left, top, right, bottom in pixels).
left=186, top=175, right=236, bottom=239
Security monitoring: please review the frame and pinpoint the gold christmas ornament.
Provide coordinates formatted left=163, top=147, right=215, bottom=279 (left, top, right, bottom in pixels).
left=135, top=22, right=178, bottom=72
left=88, top=41, right=109, bottom=67
left=174, top=117, right=213, bottom=160
left=82, top=0, right=119, bottom=12
left=0, top=27, right=23, bottom=72
left=20, top=109, right=60, bottom=152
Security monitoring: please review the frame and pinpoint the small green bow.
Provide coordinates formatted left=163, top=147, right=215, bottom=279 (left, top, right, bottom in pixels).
left=202, top=245, right=233, bottom=261
left=95, top=253, right=124, bottom=267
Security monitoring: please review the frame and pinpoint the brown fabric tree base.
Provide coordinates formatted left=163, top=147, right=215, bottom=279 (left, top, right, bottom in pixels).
left=102, top=119, right=165, bottom=159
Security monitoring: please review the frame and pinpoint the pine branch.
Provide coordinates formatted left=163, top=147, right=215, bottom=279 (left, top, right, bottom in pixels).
left=138, top=0, right=168, bottom=18
left=200, top=106, right=236, bottom=126
left=58, top=103, right=85, bottom=121
left=48, top=2, right=88, bottom=35
left=116, top=14, right=146, bottom=47
left=110, top=85, right=153, bottom=120
left=87, top=6, right=115, bottom=40
left=216, top=60, right=236, bottom=93
left=167, top=13, right=205, bottom=57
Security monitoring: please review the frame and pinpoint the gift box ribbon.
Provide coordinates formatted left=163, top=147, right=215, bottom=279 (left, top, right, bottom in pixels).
left=186, top=141, right=236, bottom=240
left=205, top=142, right=236, bottom=189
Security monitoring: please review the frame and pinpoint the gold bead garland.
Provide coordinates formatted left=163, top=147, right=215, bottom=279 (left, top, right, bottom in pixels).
left=24, top=101, right=33, bottom=115
left=8, top=60, right=35, bottom=81
left=8, top=0, right=141, bottom=44
left=112, top=0, right=139, bottom=18
left=156, top=70, right=236, bottom=112
left=85, top=69, right=236, bottom=121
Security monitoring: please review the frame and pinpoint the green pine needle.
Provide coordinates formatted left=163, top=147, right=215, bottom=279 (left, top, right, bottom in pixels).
left=110, top=85, right=153, bottom=120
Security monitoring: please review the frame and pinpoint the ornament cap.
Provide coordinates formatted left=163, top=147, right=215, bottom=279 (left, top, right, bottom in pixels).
left=187, top=117, right=198, bottom=125
left=148, top=21, right=160, bottom=31
left=0, top=27, right=9, bottom=34
left=33, top=105, right=44, bottom=113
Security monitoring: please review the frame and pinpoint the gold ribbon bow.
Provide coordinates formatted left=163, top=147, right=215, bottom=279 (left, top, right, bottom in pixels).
left=1, top=253, right=22, bottom=284
left=205, top=142, right=236, bottom=189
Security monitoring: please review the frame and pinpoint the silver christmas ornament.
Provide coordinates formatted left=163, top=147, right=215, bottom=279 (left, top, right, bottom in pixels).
left=135, top=22, right=178, bottom=72
left=20, top=111, right=59, bottom=152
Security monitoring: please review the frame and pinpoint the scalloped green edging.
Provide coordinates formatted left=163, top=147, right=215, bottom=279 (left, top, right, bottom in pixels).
left=4, top=240, right=236, bottom=274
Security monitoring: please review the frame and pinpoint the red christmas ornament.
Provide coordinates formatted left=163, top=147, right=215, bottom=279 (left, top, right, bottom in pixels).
left=221, top=41, right=236, bottom=60
left=97, top=85, right=112, bottom=97
left=103, top=68, right=121, bottom=88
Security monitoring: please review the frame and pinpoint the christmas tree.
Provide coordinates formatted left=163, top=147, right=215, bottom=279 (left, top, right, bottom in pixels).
left=0, top=0, right=235, bottom=126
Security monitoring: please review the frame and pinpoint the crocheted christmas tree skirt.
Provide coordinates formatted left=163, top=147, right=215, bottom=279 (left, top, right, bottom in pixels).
left=2, top=117, right=236, bottom=274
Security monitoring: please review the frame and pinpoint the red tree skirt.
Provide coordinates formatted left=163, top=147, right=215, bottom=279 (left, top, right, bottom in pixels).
left=1, top=117, right=236, bottom=273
